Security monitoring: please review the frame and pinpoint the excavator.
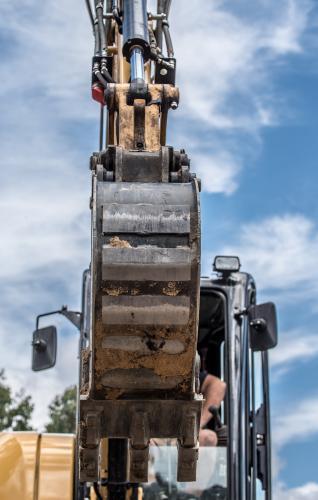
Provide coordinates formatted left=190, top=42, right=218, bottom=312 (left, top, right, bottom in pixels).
left=0, top=1, right=278, bottom=499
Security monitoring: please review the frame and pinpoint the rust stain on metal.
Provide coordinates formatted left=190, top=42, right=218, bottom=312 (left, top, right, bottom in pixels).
left=105, top=388, right=124, bottom=400
left=113, top=84, right=179, bottom=152
left=109, top=236, right=131, bottom=248
left=105, top=286, right=129, bottom=296
left=117, top=91, right=135, bottom=150
left=163, top=282, right=180, bottom=296
left=80, top=348, right=91, bottom=395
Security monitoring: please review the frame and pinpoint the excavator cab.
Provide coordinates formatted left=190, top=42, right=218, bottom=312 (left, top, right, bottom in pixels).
left=140, top=257, right=278, bottom=500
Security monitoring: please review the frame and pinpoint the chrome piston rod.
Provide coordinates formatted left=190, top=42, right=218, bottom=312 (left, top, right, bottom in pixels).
left=130, top=47, right=145, bottom=82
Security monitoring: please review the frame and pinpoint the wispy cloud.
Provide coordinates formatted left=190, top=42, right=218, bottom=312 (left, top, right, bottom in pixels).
left=193, top=152, right=241, bottom=195
left=215, top=214, right=318, bottom=301
left=169, top=0, right=316, bottom=193
left=275, top=482, right=318, bottom=500
left=271, top=330, right=318, bottom=372
left=271, top=395, right=318, bottom=497
left=273, top=395, right=318, bottom=447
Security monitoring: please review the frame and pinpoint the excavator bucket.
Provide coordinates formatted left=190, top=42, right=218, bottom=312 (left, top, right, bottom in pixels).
left=79, top=0, right=202, bottom=483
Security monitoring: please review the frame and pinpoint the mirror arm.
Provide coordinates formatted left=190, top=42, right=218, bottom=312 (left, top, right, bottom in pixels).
left=234, top=307, right=248, bottom=320
left=36, top=306, right=82, bottom=331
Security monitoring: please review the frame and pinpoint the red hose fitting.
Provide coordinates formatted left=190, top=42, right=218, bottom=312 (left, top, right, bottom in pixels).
left=92, top=83, right=105, bottom=105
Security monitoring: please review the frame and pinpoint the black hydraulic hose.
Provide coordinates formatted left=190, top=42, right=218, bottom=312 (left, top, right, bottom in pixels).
left=162, top=20, right=174, bottom=57
left=156, top=0, right=165, bottom=51
left=101, top=58, right=115, bottom=83
left=112, top=0, right=122, bottom=27
left=164, top=0, right=172, bottom=18
left=95, top=0, right=107, bottom=55
left=93, top=483, right=103, bottom=500
left=85, top=0, right=95, bottom=28
left=94, top=66, right=112, bottom=86
left=94, top=20, right=101, bottom=56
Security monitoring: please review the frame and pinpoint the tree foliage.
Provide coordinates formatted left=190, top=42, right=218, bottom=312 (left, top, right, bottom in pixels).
left=45, top=385, right=77, bottom=433
left=0, top=369, right=34, bottom=431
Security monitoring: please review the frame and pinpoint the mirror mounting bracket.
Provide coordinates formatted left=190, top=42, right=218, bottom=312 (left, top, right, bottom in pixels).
left=234, top=307, right=248, bottom=320
left=36, top=306, right=82, bottom=331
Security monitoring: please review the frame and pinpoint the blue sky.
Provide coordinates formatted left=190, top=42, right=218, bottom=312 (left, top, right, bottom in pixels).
left=1, top=0, right=318, bottom=498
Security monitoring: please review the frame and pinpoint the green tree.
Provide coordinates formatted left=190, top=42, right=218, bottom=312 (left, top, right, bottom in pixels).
left=0, top=369, right=34, bottom=431
left=45, top=385, right=77, bottom=433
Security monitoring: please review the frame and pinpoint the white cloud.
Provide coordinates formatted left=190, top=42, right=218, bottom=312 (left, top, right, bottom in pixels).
left=271, top=395, right=318, bottom=498
left=264, top=0, right=312, bottom=55
left=166, top=0, right=316, bottom=193
left=193, top=152, right=240, bottom=194
left=219, top=214, right=318, bottom=298
left=0, top=1, right=94, bottom=121
left=271, top=331, right=318, bottom=370
left=172, top=0, right=314, bottom=126
left=275, top=482, right=318, bottom=500
left=273, top=396, right=318, bottom=447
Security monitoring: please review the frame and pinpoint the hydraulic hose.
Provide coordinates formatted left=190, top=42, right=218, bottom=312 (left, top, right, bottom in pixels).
left=156, top=0, right=165, bottom=50
left=94, top=64, right=113, bottom=85
left=162, top=19, right=174, bottom=57
left=93, top=483, right=103, bottom=500
left=85, top=0, right=95, bottom=29
left=101, top=58, right=115, bottom=83
left=164, top=0, right=172, bottom=18
left=94, top=20, right=101, bottom=56
left=95, top=0, right=107, bottom=56
left=112, top=0, right=122, bottom=28
left=92, top=0, right=115, bottom=86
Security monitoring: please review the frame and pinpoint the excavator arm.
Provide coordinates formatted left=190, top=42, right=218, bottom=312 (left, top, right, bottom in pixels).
left=79, top=0, right=202, bottom=485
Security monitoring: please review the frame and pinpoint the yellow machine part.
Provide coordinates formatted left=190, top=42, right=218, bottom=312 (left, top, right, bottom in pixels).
left=0, top=432, right=75, bottom=500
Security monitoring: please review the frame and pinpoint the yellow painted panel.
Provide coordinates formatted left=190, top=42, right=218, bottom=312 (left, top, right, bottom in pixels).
left=0, top=432, right=36, bottom=500
left=14, top=432, right=41, bottom=500
left=38, top=433, right=75, bottom=500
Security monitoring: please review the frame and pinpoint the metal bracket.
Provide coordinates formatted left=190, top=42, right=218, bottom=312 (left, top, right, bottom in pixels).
left=35, top=306, right=82, bottom=331
left=177, top=442, right=199, bottom=482
left=255, top=403, right=268, bottom=490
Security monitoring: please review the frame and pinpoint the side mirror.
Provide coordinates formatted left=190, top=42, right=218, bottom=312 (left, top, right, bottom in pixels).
left=32, top=326, right=57, bottom=371
left=248, top=302, right=278, bottom=352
